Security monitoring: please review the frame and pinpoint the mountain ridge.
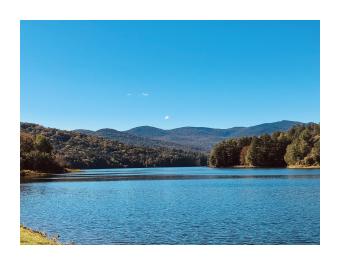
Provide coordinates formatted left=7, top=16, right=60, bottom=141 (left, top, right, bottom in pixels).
left=74, top=120, right=308, bottom=152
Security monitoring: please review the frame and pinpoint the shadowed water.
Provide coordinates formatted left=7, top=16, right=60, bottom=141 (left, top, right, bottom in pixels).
left=20, top=167, right=320, bottom=244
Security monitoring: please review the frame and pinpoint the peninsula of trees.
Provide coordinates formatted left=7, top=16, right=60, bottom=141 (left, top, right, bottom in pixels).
left=209, top=123, right=320, bottom=168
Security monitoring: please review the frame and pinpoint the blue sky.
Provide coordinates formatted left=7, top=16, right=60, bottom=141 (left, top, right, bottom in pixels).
left=21, top=20, right=320, bottom=131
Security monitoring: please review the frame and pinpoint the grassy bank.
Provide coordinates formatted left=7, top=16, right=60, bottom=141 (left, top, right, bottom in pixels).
left=287, top=165, right=320, bottom=169
left=20, top=225, right=60, bottom=245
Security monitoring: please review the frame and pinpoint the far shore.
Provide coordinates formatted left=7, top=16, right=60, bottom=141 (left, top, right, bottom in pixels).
left=20, top=169, right=81, bottom=181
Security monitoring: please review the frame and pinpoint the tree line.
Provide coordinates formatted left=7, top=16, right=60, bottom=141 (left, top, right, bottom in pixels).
left=209, top=123, right=320, bottom=168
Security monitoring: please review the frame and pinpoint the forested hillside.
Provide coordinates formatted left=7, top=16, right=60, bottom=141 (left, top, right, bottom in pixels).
left=21, top=123, right=207, bottom=170
left=209, top=123, right=320, bottom=168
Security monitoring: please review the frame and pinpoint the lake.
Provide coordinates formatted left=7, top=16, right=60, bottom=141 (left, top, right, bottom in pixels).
left=20, top=167, right=320, bottom=244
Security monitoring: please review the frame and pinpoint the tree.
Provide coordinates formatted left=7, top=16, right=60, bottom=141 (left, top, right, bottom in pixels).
left=239, top=145, right=250, bottom=166
left=20, top=132, right=34, bottom=154
left=246, top=136, right=266, bottom=166
left=209, top=138, right=251, bottom=167
left=34, top=135, right=53, bottom=153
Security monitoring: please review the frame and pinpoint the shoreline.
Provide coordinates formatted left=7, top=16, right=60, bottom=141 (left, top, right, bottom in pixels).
left=20, top=168, right=81, bottom=180
left=216, top=165, right=320, bottom=169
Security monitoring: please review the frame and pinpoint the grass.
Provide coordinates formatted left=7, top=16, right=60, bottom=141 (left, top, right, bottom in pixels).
left=20, top=225, right=60, bottom=245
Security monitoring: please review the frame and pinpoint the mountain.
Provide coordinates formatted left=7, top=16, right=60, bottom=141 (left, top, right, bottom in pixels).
left=126, top=126, right=167, bottom=137
left=125, top=120, right=304, bottom=151
left=230, top=120, right=304, bottom=137
left=74, top=120, right=304, bottom=152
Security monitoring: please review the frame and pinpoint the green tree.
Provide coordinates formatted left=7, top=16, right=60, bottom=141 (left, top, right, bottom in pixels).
left=209, top=138, right=251, bottom=167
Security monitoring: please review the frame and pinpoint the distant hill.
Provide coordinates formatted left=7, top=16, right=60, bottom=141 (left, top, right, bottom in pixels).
left=73, top=128, right=201, bottom=152
left=126, top=126, right=167, bottom=137
left=74, top=120, right=305, bottom=152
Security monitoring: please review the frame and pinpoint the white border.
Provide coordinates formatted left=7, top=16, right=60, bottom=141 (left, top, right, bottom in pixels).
left=1, top=0, right=339, bottom=264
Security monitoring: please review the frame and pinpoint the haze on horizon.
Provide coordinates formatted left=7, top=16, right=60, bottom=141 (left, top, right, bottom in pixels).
left=21, top=20, right=320, bottom=131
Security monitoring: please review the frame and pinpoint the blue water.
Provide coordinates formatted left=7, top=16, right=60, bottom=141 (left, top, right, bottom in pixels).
left=20, top=167, right=320, bottom=244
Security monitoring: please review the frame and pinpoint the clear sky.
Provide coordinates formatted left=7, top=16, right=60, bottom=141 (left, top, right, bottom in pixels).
left=21, top=20, right=320, bottom=131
